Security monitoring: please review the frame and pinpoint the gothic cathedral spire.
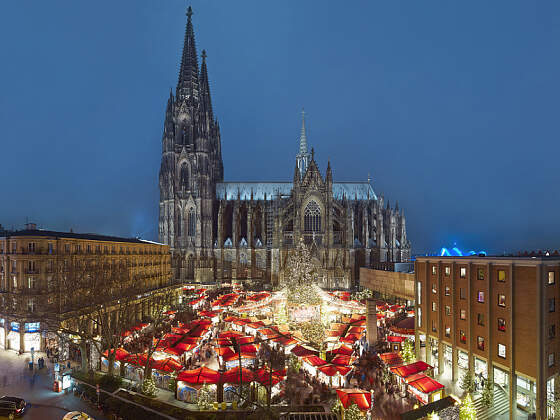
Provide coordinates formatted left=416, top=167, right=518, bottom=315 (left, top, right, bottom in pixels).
left=177, top=6, right=199, bottom=100
left=296, top=108, right=311, bottom=178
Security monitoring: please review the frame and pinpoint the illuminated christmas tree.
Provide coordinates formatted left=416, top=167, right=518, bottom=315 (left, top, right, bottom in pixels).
left=141, top=377, right=157, bottom=397
left=282, top=238, right=321, bottom=307
left=400, top=339, right=415, bottom=364
left=459, top=394, right=477, bottom=420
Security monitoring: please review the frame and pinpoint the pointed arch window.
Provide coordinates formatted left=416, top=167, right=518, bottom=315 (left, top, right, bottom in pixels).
left=180, top=163, right=189, bottom=191
left=188, top=208, right=196, bottom=237
left=304, top=201, right=322, bottom=232
left=177, top=214, right=182, bottom=237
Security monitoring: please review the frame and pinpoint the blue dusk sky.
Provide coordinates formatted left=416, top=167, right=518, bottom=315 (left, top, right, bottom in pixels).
left=1, top=1, right=559, bottom=255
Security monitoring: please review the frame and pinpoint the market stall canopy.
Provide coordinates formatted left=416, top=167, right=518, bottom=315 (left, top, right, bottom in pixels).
left=407, top=375, right=444, bottom=394
left=102, top=348, right=129, bottom=362
left=327, top=345, right=353, bottom=357
left=177, top=366, right=220, bottom=385
left=390, top=361, right=433, bottom=378
left=318, top=364, right=352, bottom=377
left=152, top=357, right=183, bottom=373
left=302, top=356, right=328, bottom=367
left=331, top=354, right=355, bottom=366
left=222, top=367, right=255, bottom=384
left=379, top=352, right=404, bottom=367
left=291, top=344, right=319, bottom=358
left=387, top=336, right=406, bottom=343
left=336, top=388, right=372, bottom=411
left=255, top=368, right=286, bottom=387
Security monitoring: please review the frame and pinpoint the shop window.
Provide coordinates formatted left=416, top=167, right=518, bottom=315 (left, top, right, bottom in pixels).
left=432, top=266, right=437, bottom=275
left=549, top=353, right=555, bottom=367
left=477, top=336, right=485, bottom=351
left=549, top=271, right=555, bottom=285
left=432, top=320, right=437, bottom=332
left=460, top=330, right=466, bottom=343
left=417, top=282, right=422, bottom=305
left=460, top=309, right=466, bottom=320
left=477, top=268, right=484, bottom=280
left=549, top=325, right=556, bottom=339
left=477, top=291, right=485, bottom=303
left=460, top=267, right=466, bottom=278
left=444, top=266, right=450, bottom=276
left=498, top=318, right=506, bottom=332
left=445, top=305, right=451, bottom=316
left=445, top=286, right=450, bottom=296
left=498, top=343, right=506, bottom=359
left=550, top=298, right=556, bottom=313
left=477, top=313, right=484, bottom=326
left=418, top=308, right=422, bottom=327
left=460, top=288, right=465, bottom=300
left=432, top=283, right=437, bottom=294
left=498, top=270, right=506, bottom=282
left=432, top=302, right=436, bottom=312
left=498, top=294, right=506, bottom=307
left=445, top=326, right=451, bottom=337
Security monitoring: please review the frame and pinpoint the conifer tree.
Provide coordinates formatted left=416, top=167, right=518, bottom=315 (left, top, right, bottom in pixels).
left=459, top=393, right=477, bottom=420
left=400, top=339, right=415, bottom=364
left=482, top=378, right=494, bottom=408
left=282, top=238, right=321, bottom=306
left=460, top=370, right=476, bottom=395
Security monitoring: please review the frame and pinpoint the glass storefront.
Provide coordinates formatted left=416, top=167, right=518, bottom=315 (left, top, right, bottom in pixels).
left=7, top=331, right=19, bottom=351
left=430, top=338, right=439, bottom=374
left=547, top=377, right=554, bottom=419
left=458, top=350, right=468, bottom=371
left=444, top=345, right=452, bottom=373
left=23, top=333, right=40, bottom=352
left=493, top=366, right=509, bottom=389
left=517, top=374, right=536, bottom=416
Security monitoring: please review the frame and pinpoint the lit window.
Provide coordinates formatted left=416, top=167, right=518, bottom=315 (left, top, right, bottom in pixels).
left=444, top=266, right=450, bottom=276
left=445, top=305, right=451, bottom=316
left=549, top=325, right=556, bottom=339
left=498, top=294, right=506, bottom=307
left=304, top=201, right=321, bottom=232
left=432, top=266, right=437, bottom=275
left=432, top=284, right=437, bottom=294
left=432, top=302, right=436, bottom=312
left=460, top=288, right=465, bottom=300
left=460, top=309, right=466, bottom=320
left=549, top=353, right=555, bottom=367
left=498, top=270, right=506, bottom=282
left=477, top=313, right=484, bottom=326
left=418, top=308, right=422, bottom=327
left=549, top=272, right=555, bottom=285
left=460, top=267, right=467, bottom=278
left=498, top=344, right=506, bottom=358
left=550, top=298, right=556, bottom=313
left=477, top=291, right=485, bottom=303
left=460, top=330, right=466, bottom=343
left=417, top=282, right=422, bottom=305
left=445, top=326, right=450, bottom=337
left=498, top=318, right=506, bottom=332
left=432, top=320, right=437, bottom=332
left=477, top=336, right=485, bottom=351
left=445, top=286, right=450, bottom=296
left=477, top=268, right=484, bottom=280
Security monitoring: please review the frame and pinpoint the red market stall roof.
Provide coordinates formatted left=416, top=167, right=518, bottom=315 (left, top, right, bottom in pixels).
left=246, top=292, right=271, bottom=302
left=318, top=364, right=352, bottom=377
left=387, top=335, right=406, bottom=343
left=189, top=296, right=205, bottom=305
left=327, top=345, right=353, bottom=357
left=331, top=354, right=355, bottom=366
left=177, top=366, right=220, bottom=385
left=291, top=344, right=319, bottom=358
left=222, top=367, right=255, bottom=384
left=216, top=344, right=258, bottom=357
left=339, top=334, right=361, bottom=343
left=217, top=336, right=255, bottom=346
left=346, top=326, right=365, bottom=335
left=152, top=358, right=183, bottom=373
left=255, top=368, right=286, bottom=387
left=124, top=353, right=148, bottom=366
left=390, top=361, right=433, bottom=379
left=376, top=313, right=386, bottom=320
left=132, top=323, right=149, bottom=331
left=163, top=310, right=176, bottom=316
left=336, top=389, right=372, bottom=411
left=379, top=352, right=404, bottom=367
left=212, top=293, right=240, bottom=308
left=219, top=330, right=244, bottom=338
left=408, top=375, right=444, bottom=394
left=103, top=348, right=129, bottom=362
left=198, top=310, right=222, bottom=318
left=302, top=356, right=328, bottom=367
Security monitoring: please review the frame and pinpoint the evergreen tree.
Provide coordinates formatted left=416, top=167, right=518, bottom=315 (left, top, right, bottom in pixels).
left=400, top=339, right=415, bottom=364
left=427, top=411, right=440, bottom=420
left=459, top=394, right=477, bottom=420
left=482, top=378, right=494, bottom=408
left=552, top=391, right=560, bottom=420
left=344, top=402, right=364, bottom=420
left=460, top=370, right=476, bottom=395
left=282, top=238, right=321, bottom=306
left=197, top=384, right=214, bottom=410
left=141, top=377, right=157, bottom=397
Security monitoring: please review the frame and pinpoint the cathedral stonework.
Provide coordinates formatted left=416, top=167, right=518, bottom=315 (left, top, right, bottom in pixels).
left=158, top=8, right=411, bottom=289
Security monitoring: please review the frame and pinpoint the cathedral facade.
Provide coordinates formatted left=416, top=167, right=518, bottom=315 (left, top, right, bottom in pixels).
left=158, top=8, right=410, bottom=289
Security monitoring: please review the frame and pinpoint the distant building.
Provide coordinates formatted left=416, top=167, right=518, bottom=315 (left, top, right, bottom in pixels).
left=0, top=227, right=174, bottom=353
left=415, top=255, right=560, bottom=419
left=157, top=7, right=411, bottom=288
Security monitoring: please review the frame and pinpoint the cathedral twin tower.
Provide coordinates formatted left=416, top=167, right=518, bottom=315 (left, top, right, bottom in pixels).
left=158, top=8, right=410, bottom=288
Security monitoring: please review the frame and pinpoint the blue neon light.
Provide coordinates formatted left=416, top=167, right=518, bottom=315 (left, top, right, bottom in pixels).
left=439, top=246, right=486, bottom=257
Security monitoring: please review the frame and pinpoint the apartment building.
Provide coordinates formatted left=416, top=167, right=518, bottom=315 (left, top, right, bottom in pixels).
left=415, top=256, right=560, bottom=419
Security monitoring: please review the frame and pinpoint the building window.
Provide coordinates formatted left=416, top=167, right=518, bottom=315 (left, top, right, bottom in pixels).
left=76, top=244, right=81, bottom=253
left=444, top=266, right=450, bottom=276
left=432, top=266, right=437, bottom=275
left=477, top=268, right=484, bottom=280
left=48, top=243, right=53, bottom=254
left=549, top=271, right=555, bottom=285
left=177, top=215, right=182, bottom=237
left=460, top=267, right=466, bottom=278
left=12, top=242, right=17, bottom=253
left=432, top=320, right=437, bottom=332
left=27, top=298, right=35, bottom=313
left=418, top=307, right=422, bottom=327
left=445, top=286, right=450, bottom=296
left=432, top=283, right=437, bottom=294
left=417, top=282, right=422, bottom=305
left=498, top=270, right=506, bottom=282
left=445, top=326, right=451, bottom=337
left=460, top=288, right=465, bottom=300
left=460, top=309, right=466, bottom=320
left=304, top=201, right=321, bottom=232
left=550, top=298, right=556, bottom=313
left=65, top=244, right=70, bottom=253
left=28, top=242, right=35, bottom=253
left=477, top=313, right=484, bottom=326
left=27, top=277, right=36, bottom=289
left=87, top=244, right=91, bottom=253
left=432, top=302, right=436, bottom=312
left=549, top=325, right=556, bottom=339
left=460, top=330, right=466, bottom=343
left=549, top=353, right=555, bottom=367
left=445, top=305, right=451, bottom=316
left=477, top=336, right=485, bottom=351
left=498, top=344, right=506, bottom=359
left=477, top=291, right=485, bottom=303
left=498, top=294, right=506, bottom=307
left=188, top=208, right=196, bottom=237
left=498, top=318, right=506, bottom=332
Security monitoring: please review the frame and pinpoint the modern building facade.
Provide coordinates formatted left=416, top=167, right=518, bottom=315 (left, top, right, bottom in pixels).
left=0, top=225, right=174, bottom=353
left=158, top=7, right=410, bottom=288
left=415, top=256, right=560, bottom=419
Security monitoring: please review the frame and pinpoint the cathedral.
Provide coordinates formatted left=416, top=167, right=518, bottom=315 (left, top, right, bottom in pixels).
left=158, top=8, right=410, bottom=289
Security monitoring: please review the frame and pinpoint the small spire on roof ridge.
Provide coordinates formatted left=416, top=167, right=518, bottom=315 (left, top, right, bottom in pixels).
left=201, top=49, right=207, bottom=60
left=311, top=147, right=315, bottom=160
left=186, top=5, right=193, bottom=19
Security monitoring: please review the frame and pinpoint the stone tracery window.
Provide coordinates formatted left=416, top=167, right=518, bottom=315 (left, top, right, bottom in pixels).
left=187, top=208, right=196, bottom=237
left=304, top=200, right=321, bottom=232
left=180, top=163, right=189, bottom=190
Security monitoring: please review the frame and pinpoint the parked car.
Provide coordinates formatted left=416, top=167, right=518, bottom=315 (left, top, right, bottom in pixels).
left=0, top=396, right=26, bottom=418
left=62, top=412, right=94, bottom=420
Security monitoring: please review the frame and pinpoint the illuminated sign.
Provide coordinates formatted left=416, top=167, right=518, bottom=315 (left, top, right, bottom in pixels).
left=25, top=322, right=40, bottom=333
left=10, top=322, right=19, bottom=332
